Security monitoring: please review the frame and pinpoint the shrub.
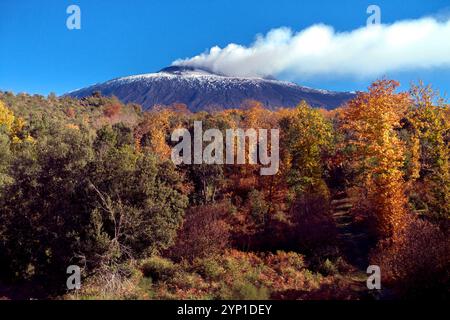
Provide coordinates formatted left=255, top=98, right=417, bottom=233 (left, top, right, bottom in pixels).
left=65, top=262, right=145, bottom=300
left=319, top=259, right=338, bottom=276
left=168, top=203, right=231, bottom=262
left=103, top=103, right=122, bottom=117
left=291, top=192, right=337, bottom=252
left=265, top=251, right=305, bottom=272
left=193, top=256, right=226, bottom=280
left=65, top=107, right=76, bottom=118
left=227, top=282, right=270, bottom=300
left=248, top=189, right=269, bottom=226
left=141, top=256, right=176, bottom=281
left=371, top=214, right=449, bottom=298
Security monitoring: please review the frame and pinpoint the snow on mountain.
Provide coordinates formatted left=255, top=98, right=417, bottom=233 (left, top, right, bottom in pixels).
left=66, top=66, right=355, bottom=111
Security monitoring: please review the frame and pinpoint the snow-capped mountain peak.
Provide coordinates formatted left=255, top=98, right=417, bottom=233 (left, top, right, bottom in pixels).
left=67, top=66, right=355, bottom=111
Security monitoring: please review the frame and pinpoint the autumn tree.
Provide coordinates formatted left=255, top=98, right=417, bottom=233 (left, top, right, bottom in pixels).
left=103, top=102, right=122, bottom=118
left=0, top=100, right=15, bottom=133
left=0, top=100, right=34, bottom=188
left=372, top=214, right=449, bottom=298
left=168, top=203, right=231, bottom=262
left=342, top=80, right=409, bottom=240
left=278, top=102, right=335, bottom=251
left=185, top=115, right=227, bottom=205
left=404, top=83, right=450, bottom=220
left=281, top=101, right=333, bottom=196
left=0, top=100, right=30, bottom=143
left=136, top=106, right=173, bottom=158
left=0, top=101, right=13, bottom=188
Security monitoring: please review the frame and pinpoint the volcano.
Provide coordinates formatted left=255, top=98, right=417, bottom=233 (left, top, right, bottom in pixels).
left=66, top=66, right=354, bottom=111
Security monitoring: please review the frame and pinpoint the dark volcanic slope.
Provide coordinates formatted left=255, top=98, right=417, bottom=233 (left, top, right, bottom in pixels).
left=67, top=66, right=355, bottom=111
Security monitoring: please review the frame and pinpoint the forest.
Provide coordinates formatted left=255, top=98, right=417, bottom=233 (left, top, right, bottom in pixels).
left=0, top=80, right=448, bottom=300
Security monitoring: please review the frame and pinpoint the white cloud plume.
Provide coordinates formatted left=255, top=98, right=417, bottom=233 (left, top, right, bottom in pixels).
left=173, top=17, right=450, bottom=79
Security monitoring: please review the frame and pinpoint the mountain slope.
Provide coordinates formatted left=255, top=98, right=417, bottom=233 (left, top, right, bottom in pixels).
left=67, top=66, right=355, bottom=111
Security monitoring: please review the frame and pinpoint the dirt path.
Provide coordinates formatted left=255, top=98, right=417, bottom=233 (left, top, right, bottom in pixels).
left=331, top=191, right=371, bottom=269
left=330, top=191, right=374, bottom=298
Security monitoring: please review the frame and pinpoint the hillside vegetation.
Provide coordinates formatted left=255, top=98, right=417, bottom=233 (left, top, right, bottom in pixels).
left=0, top=80, right=448, bottom=300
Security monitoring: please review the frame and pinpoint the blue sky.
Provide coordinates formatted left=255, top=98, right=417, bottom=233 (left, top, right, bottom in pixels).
left=1, top=0, right=449, bottom=96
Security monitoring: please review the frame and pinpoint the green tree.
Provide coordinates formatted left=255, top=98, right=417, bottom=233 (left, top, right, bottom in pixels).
left=281, top=101, right=333, bottom=195
left=0, top=122, right=93, bottom=284
left=87, top=129, right=188, bottom=264
left=0, top=128, right=12, bottom=188
left=405, top=83, right=450, bottom=220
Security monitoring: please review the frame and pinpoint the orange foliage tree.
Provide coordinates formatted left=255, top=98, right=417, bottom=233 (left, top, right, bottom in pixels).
left=135, top=106, right=173, bottom=159
left=342, top=80, right=410, bottom=241
left=103, top=102, right=122, bottom=118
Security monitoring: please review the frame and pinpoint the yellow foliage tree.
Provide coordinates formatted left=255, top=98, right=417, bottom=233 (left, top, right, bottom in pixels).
left=136, top=106, right=173, bottom=159
left=0, top=100, right=33, bottom=144
left=342, top=80, right=409, bottom=240
left=406, top=83, right=450, bottom=219
left=0, top=100, right=15, bottom=134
